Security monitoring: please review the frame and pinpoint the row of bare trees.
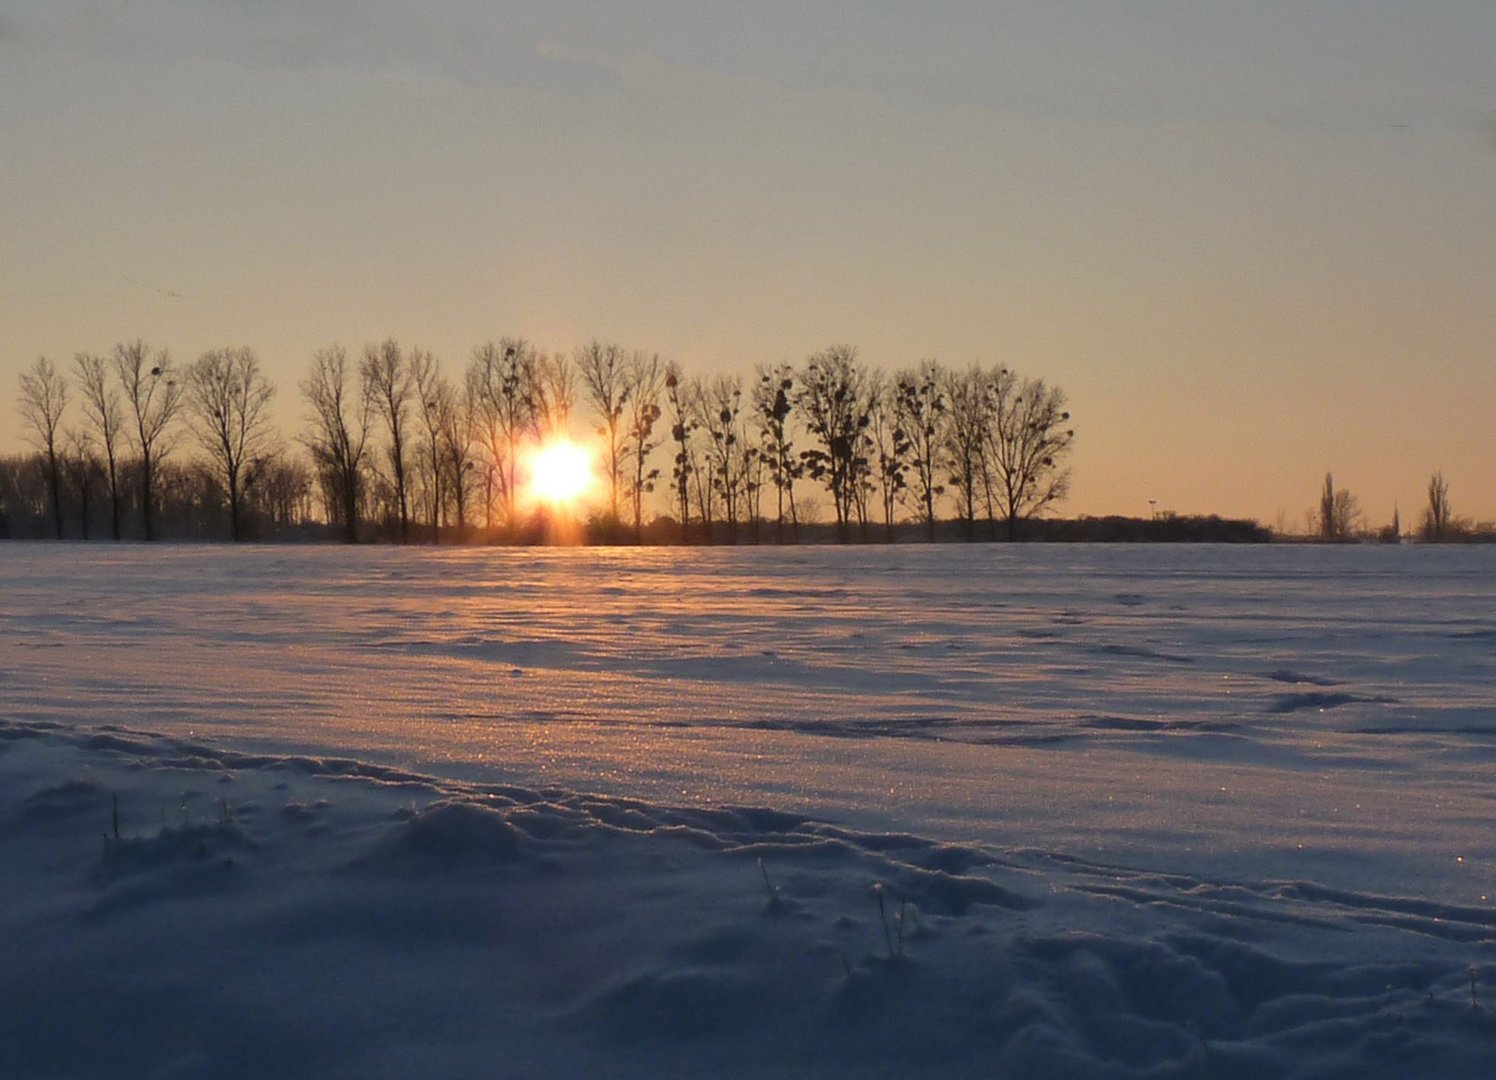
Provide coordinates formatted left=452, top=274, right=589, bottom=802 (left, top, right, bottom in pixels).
left=10, top=338, right=1076, bottom=543
left=301, top=338, right=582, bottom=544
left=661, top=347, right=1076, bottom=544
left=15, top=344, right=279, bottom=541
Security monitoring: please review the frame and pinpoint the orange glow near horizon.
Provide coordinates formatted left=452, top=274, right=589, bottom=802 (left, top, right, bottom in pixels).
left=524, top=439, right=596, bottom=513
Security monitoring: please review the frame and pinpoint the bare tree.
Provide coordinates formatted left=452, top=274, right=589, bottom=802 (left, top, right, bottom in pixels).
left=62, top=428, right=100, bottom=538
left=18, top=356, right=69, bottom=538
left=742, top=433, right=765, bottom=541
left=866, top=373, right=907, bottom=541
left=361, top=339, right=414, bottom=542
left=1318, top=473, right=1360, bottom=540
left=302, top=345, right=371, bottom=543
left=1422, top=471, right=1452, bottom=541
left=469, top=338, right=539, bottom=528
left=623, top=350, right=664, bottom=540
left=752, top=363, right=799, bottom=542
left=535, top=350, right=576, bottom=441
left=1378, top=505, right=1402, bottom=545
left=1336, top=490, right=1360, bottom=538
left=663, top=363, right=696, bottom=540
left=943, top=366, right=987, bottom=539
left=1319, top=474, right=1336, bottom=539
left=411, top=348, right=447, bottom=542
left=697, top=375, right=749, bottom=542
left=439, top=373, right=479, bottom=541
left=577, top=340, right=630, bottom=523
left=0, top=455, right=45, bottom=535
left=972, top=366, right=1012, bottom=538
left=687, top=385, right=718, bottom=543
left=249, top=453, right=313, bottom=531
left=988, top=374, right=1074, bottom=538
left=796, top=345, right=873, bottom=542
left=894, top=361, right=946, bottom=541
left=114, top=340, right=183, bottom=541
left=74, top=352, right=126, bottom=539
left=362, top=470, right=397, bottom=532
left=153, top=457, right=216, bottom=537
left=186, top=347, right=277, bottom=541
left=468, top=357, right=500, bottom=531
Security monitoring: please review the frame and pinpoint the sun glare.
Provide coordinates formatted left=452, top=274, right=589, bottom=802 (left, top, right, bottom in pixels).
left=526, top=439, right=595, bottom=511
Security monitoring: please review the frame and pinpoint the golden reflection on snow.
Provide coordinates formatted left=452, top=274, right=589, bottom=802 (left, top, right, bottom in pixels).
left=4, top=544, right=1496, bottom=899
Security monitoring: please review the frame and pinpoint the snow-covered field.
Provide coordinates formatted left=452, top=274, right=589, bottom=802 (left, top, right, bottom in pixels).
left=2, top=543, right=1494, bottom=1077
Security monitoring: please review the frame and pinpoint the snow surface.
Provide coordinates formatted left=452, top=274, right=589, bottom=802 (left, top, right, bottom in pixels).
left=2, top=543, right=1494, bottom=1077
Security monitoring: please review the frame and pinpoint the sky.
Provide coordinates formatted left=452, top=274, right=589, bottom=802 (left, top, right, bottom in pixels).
left=4, top=1, right=1494, bottom=527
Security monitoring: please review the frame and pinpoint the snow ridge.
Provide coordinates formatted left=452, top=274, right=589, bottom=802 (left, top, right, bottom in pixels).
left=3, top=719, right=1494, bottom=1078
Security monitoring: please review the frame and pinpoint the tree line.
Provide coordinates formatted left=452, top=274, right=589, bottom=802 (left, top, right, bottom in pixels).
left=1311, top=471, right=1493, bottom=544
left=6, top=339, right=1075, bottom=544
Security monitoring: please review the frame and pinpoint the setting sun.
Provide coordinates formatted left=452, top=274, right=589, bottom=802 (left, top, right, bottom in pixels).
left=525, top=439, right=595, bottom=511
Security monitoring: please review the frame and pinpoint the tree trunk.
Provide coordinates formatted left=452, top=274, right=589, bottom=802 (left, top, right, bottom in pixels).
left=228, top=472, right=241, bottom=542
left=107, top=456, right=121, bottom=540
left=142, top=458, right=156, bottom=541
left=47, top=449, right=64, bottom=539
left=343, top=476, right=359, bottom=544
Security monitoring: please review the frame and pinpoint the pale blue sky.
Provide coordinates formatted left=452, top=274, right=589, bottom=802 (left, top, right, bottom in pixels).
left=5, top=2, right=1495, bottom=524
